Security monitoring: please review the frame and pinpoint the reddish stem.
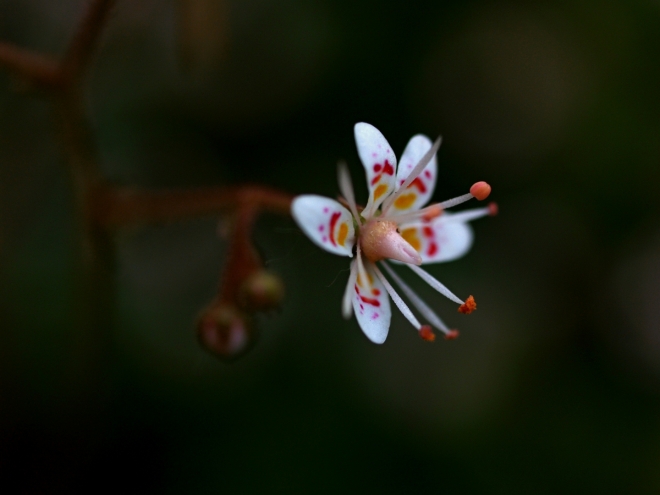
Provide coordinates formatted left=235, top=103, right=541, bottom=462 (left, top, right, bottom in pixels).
left=94, top=184, right=293, bottom=229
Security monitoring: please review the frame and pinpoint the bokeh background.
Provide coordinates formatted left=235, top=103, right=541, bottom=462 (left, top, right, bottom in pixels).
left=2, top=0, right=660, bottom=492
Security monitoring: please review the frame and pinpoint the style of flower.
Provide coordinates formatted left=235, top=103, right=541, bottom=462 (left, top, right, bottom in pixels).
left=291, top=123, right=496, bottom=344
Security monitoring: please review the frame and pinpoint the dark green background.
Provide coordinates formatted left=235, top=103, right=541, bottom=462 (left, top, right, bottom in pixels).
left=1, top=0, right=660, bottom=492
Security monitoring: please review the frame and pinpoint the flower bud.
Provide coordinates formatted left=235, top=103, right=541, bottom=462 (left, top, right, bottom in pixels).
left=238, top=270, right=285, bottom=312
left=196, top=301, right=255, bottom=360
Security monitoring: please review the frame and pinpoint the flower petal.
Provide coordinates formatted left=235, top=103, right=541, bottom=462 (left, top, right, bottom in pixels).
left=291, top=195, right=355, bottom=256
left=398, top=213, right=473, bottom=263
left=354, top=123, right=397, bottom=217
left=352, top=256, right=391, bottom=343
left=389, top=134, right=438, bottom=214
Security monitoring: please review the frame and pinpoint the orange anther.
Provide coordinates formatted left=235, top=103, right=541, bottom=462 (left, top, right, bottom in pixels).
left=419, top=325, right=436, bottom=342
left=470, top=181, right=491, bottom=201
left=488, top=202, right=498, bottom=216
left=458, top=295, right=477, bottom=314
left=444, top=330, right=460, bottom=340
left=422, top=205, right=443, bottom=222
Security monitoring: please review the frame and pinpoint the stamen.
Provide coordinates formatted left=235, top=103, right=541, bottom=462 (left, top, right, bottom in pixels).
left=356, top=244, right=369, bottom=288
left=407, top=264, right=464, bottom=305
left=439, top=193, right=473, bottom=209
left=342, top=259, right=358, bottom=319
left=381, top=136, right=442, bottom=214
left=381, top=261, right=453, bottom=336
left=440, top=181, right=492, bottom=209
left=458, top=295, right=477, bottom=314
left=436, top=206, right=492, bottom=224
left=372, top=264, right=424, bottom=331
left=469, top=181, right=491, bottom=201
left=382, top=203, right=443, bottom=225
left=488, top=202, right=498, bottom=216
left=337, top=161, right=361, bottom=222
left=419, top=326, right=435, bottom=341
left=444, top=330, right=460, bottom=340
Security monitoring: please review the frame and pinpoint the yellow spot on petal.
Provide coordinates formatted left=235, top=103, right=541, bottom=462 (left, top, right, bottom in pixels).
left=356, top=272, right=374, bottom=288
left=401, top=228, right=422, bottom=252
left=337, top=222, right=349, bottom=246
left=394, top=193, right=416, bottom=210
left=374, top=184, right=388, bottom=200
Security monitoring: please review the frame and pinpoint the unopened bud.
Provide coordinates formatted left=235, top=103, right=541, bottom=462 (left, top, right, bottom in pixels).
left=197, top=301, right=255, bottom=360
left=238, top=270, right=285, bottom=312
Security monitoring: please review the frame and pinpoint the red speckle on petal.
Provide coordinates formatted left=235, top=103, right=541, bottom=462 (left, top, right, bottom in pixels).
left=328, top=211, right=341, bottom=246
left=422, top=226, right=434, bottom=238
left=424, top=170, right=431, bottom=178
left=371, top=288, right=380, bottom=296
left=427, top=242, right=438, bottom=257
left=409, top=177, right=427, bottom=193
left=374, top=164, right=382, bottom=173
left=360, top=295, right=380, bottom=307
left=382, top=160, right=394, bottom=176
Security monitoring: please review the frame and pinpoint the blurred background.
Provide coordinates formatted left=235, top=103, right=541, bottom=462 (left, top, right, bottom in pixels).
left=1, top=0, right=660, bottom=492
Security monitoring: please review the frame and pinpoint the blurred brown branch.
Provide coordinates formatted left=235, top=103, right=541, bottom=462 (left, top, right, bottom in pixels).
left=0, top=0, right=294, bottom=369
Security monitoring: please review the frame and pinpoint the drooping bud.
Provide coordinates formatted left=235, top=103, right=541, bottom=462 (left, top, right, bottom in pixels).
left=197, top=301, right=255, bottom=360
left=360, top=219, right=422, bottom=265
left=238, top=270, right=285, bottom=312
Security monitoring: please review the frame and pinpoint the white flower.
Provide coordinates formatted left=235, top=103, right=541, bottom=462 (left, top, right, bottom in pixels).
left=291, top=123, right=495, bottom=343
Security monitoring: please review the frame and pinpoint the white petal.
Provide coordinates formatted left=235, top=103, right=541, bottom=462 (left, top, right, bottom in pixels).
left=352, top=255, right=390, bottom=344
left=388, top=134, right=438, bottom=214
left=354, top=123, right=397, bottom=217
left=398, top=212, right=474, bottom=263
left=291, top=195, right=355, bottom=257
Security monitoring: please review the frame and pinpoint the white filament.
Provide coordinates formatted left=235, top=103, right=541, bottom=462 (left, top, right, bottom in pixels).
left=382, top=136, right=442, bottom=214
left=407, top=264, right=463, bottom=305
left=437, top=207, right=490, bottom=224
left=440, top=193, right=474, bottom=209
left=381, top=262, right=451, bottom=334
left=342, top=259, right=358, bottom=319
left=372, top=263, right=422, bottom=330
left=337, top=161, right=361, bottom=222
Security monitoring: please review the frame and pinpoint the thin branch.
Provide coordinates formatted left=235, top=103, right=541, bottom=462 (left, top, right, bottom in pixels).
left=94, top=184, right=294, bottom=229
left=0, top=42, right=63, bottom=88
left=61, top=0, right=117, bottom=80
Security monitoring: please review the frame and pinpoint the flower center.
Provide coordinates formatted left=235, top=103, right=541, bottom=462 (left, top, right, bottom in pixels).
left=359, top=219, right=422, bottom=265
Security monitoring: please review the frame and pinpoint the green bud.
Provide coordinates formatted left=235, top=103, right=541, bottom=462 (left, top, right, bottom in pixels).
left=238, top=270, right=285, bottom=312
